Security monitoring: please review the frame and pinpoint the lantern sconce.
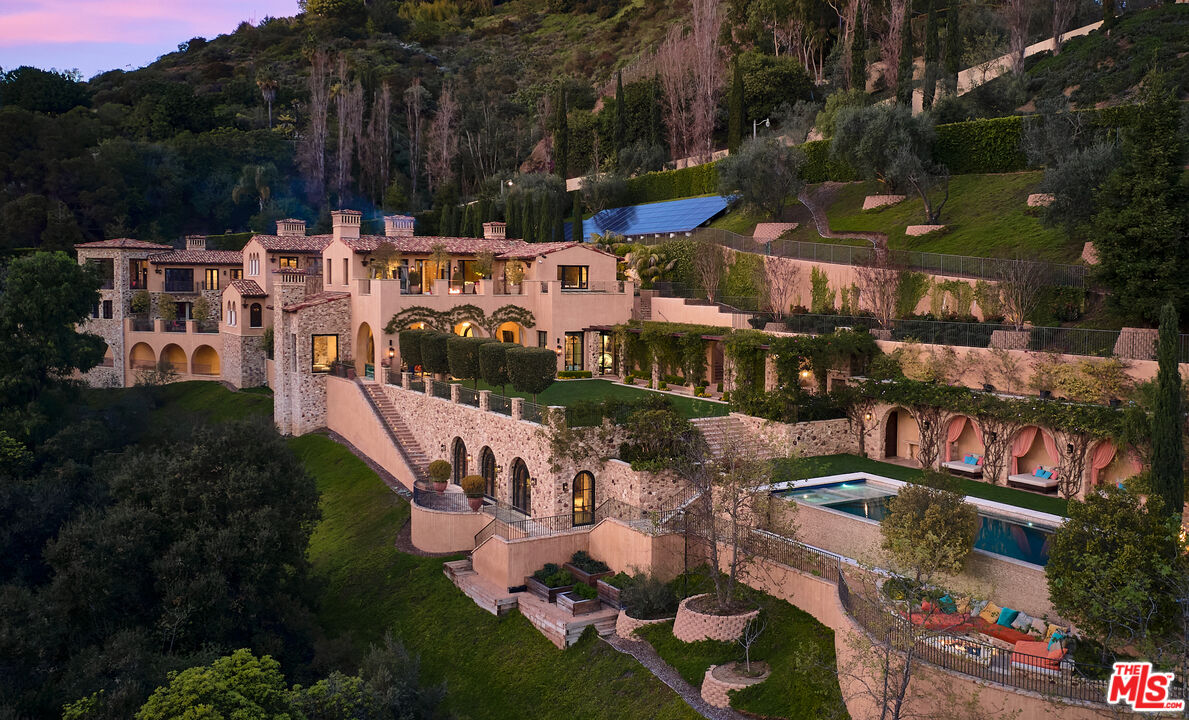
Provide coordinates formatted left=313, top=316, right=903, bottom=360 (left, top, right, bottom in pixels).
left=388, top=340, right=395, bottom=360
left=439, top=442, right=446, bottom=454
left=863, top=412, right=873, bottom=422
left=562, top=482, right=569, bottom=493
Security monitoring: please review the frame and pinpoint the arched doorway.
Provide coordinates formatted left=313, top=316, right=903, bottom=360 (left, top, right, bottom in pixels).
left=511, top=458, right=530, bottom=515
left=129, top=342, right=155, bottom=370
left=191, top=345, right=220, bottom=376
left=453, top=321, right=476, bottom=337
left=356, top=322, right=375, bottom=379
left=572, top=471, right=594, bottom=526
left=496, top=321, right=521, bottom=344
left=160, top=344, right=187, bottom=374
left=451, top=437, right=468, bottom=484
left=883, top=407, right=919, bottom=461
left=480, top=447, right=497, bottom=498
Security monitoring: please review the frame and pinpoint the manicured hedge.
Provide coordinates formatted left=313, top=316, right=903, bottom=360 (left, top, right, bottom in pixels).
left=399, top=329, right=429, bottom=371
left=624, top=162, right=719, bottom=205
left=507, top=346, right=558, bottom=399
left=800, top=139, right=860, bottom=183
left=557, top=370, right=593, bottom=379
left=420, top=332, right=452, bottom=375
left=447, top=336, right=492, bottom=383
left=934, top=116, right=1028, bottom=174
left=479, top=341, right=517, bottom=390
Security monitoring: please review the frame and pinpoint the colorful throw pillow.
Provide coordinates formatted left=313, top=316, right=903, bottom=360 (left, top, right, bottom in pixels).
left=956, top=597, right=972, bottom=615
left=1030, top=618, right=1047, bottom=636
left=1011, top=611, right=1032, bottom=632
left=997, top=607, right=1020, bottom=627
left=971, top=599, right=988, bottom=617
left=1044, top=623, right=1063, bottom=642
left=978, top=602, right=1002, bottom=624
left=939, top=594, right=958, bottom=615
left=1047, top=631, right=1066, bottom=650
left=1050, top=470, right=1058, bottom=481
left=1033, top=468, right=1044, bottom=477
left=1042, top=470, right=1053, bottom=479
left=975, top=455, right=984, bottom=465
left=964, top=454, right=975, bottom=465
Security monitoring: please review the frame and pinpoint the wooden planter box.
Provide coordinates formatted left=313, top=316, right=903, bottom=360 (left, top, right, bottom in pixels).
left=596, top=579, right=624, bottom=608
left=557, top=591, right=603, bottom=615
left=563, top=563, right=613, bottom=587
left=524, top=576, right=572, bottom=603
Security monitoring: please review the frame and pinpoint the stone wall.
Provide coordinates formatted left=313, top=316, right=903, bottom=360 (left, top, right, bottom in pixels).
left=614, top=610, right=673, bottom=639
left=274, top=289, right=351, bottom=435
left=731, top=414, right=859, bottom=458
left=672, top=594, right=759, bottom=642
left=223, top=333, right=267, bottom=389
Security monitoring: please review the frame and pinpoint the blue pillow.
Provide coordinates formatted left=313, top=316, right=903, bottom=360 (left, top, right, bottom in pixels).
left=1033, top=468, right=1043, bottom=477
left=997, top=607, right=1020, bottom=627
left=938, top=594, right=958, bottom=615
left=1043, top=470, right=1054, bottom=479
left=1048, top=631, right=1065, bottom=650
left=964, top=454, right=975, bottom=465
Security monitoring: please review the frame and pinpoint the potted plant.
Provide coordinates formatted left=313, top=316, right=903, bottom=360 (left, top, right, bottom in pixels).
left=596, top=571, right=632, bottom=608
left=563, top=551, right=613, bottom=586
left=428, top=460, right=451, bottom=493
left=460, top=474, right=485, bottom=512
left=524, top=563, right=574, bottom=603
left=505, top=260, right=525, bottom=291
left=557, top=582, right=602, bottom=615
left=406, top=269, right=421, bottom=294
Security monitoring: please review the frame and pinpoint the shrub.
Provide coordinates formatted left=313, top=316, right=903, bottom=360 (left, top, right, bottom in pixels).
left=557, top=370, right=592, bottom=379
left=934, top=116, right=1028, bottom=174
left=460, top=474, right=486, bottom=497
left=531, top=563, right=575, bottom=588
left=624, top=162, right=719, bottom=205
left=620, top=572, right=678, bottom=620
left=427, top=459, right=451, bottom=483
left=570, top=582, right=598, bottom=600
left=420, top=332, right=451, bottom=375
left=799, top=138, right=860, bottom=183
left=602, top=572, right=632, bottom=589
left=447, top=335, right=490, bottom=384
left=399, top=328, right=429, bottom=372
left=507, top=346, right=557, bottom=400
left=479, top=341, right=516, bottom=391
left=569, top=551, right=610, bottom=574
left=130, top=289, right=151, bottom=315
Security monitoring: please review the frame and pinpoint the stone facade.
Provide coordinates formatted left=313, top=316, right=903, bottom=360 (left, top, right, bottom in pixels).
left=223, top=333, right=267, bottom=389
left=672, top=594, right=759, bottom=642
left=700, top=664, right=769, bottom=709
left=274, top=284, right=351, bottom=435
left=614, top=609, right=674, bottom=639
left=731, top=414, right=859, bottom=458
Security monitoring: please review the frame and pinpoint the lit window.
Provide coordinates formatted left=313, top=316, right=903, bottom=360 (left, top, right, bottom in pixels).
left=279, top=256, right=299, bottom=270
left=558, top=265, right=588, bottom=289
left=311, top=334, right=338, bottom=373
left=205, top=268, right=219, bottom=291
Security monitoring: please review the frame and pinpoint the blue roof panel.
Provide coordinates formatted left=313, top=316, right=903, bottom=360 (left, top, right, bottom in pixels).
left=566, top=195, right=730, bottom=241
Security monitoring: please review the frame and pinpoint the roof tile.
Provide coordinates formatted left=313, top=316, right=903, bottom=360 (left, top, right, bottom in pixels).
left=229, top=279, right=266, bottom=297
left=75, top=238, right=173, bottom=250
left=150, top=249, right=242, bottom=265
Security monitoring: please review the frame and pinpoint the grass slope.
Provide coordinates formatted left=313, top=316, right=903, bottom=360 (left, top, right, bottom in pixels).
left=297, top=433, right=701, bottom=720
left=469, top=378, right=729, bottom=419
left=774, top=453, right=1069, bottom=516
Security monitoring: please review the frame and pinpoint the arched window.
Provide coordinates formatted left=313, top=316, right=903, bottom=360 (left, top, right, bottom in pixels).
left=480, top=447, right=496, bottom=498
left=452, top=437, right=468, bottom=485
left=572, top=471, right=594, bottom=526
left=511, top=459, right=530, bottom=515
left=249, top=303, right=262, bottom=328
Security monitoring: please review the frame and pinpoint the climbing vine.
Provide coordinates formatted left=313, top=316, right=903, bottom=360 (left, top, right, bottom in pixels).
left=384, top=304, right=536, bottom=337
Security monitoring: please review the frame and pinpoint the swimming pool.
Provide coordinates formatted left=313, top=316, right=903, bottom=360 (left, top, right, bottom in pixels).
left=778, top=480, right=1056, bottom=566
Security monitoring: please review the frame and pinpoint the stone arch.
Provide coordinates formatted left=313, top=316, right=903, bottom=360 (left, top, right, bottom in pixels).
left=355, top=322, right=375, bottom=378
left=510, top=457, right=531, bottom=515
left=160, top=344, right=187, bottom=373
left=495, top=321, right=521, bottom=344
left=453, top=321, right=477, bottom=337
left=191, top=345, right=220, bottom=376
left=880, top=406, right=919, bottom=461
left=1009, top=426, right=1058, bottom=476
left=1088, top=440, right=1143, bottom=489
left=572, top=471, right=595, bottom=526
left=129, top=342, right=155, bottom=370
left=479, top=446, right=497, bottom=498
left=451, top=436, right=468, bottom=485
left=942, top=414, right=984, bottom=463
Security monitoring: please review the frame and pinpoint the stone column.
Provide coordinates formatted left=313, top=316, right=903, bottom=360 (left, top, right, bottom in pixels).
left=723, top=356, right=736, bottom=393
left=450, top=383, right=460, bottom=403
left=511, top=397, right=524, bottom=421
left=651, top=361, right=660, bottom=389
left=764, top=355, right=778, bottom=392
left=401, top=371, right=412, bottom=390
left=479, top=390, right=491, bottom=412
left=424, top=378, right=435, bottom=397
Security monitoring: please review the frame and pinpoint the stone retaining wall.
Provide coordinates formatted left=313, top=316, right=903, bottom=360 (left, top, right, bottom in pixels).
left=731, top=414, right=858, bottom=458
left=672, top=594, right=759, bottom=642
left=700, top=664, right=768, bottom=708
left=614, top=610, right=673, bottom=639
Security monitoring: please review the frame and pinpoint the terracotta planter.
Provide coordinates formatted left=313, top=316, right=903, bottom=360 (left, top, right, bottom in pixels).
left=524, top=576, right=572, bottom=603
left=433, top=481, right=448, bottom=493
left=467, top=496, right=483, bottom=512
left=557, top=591, right=602, bottom=615
left=563, top=562, right=613, bottom=587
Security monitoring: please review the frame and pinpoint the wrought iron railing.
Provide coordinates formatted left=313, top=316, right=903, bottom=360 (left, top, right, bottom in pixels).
left=432, top=381, right=453, bottom=400
left=195, top=321, right=219, bottom=333
left=130, top=317, right=153, bottom=332
left=560, top=280, right=625, bottom=293
left=520, top=401, right=547, bottom=425
left=164, top=280, right=196, bottom=293
left=489, top=393, right=512, bottom=416
left=162, top=320, right=187, bottom=333
left=413, top=485, right=479, bottom=513
left=409, top=378, right=425, bottom=393
left=457, top=385, right=480, bottom=407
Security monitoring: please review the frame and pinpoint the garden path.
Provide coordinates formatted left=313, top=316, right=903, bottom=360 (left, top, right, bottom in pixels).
left=602, top=634, right=749, bottom=720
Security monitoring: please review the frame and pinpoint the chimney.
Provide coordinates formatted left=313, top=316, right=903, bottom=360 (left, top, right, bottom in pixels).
left=384, top=214, right=415, bottom=238
left=482, top=221, right=506, bottom=241
left=185, top=234, right=207, bottom=250
left=276, top=218, right=307, bottom=236
left=331, top=209, right=362, bottom=242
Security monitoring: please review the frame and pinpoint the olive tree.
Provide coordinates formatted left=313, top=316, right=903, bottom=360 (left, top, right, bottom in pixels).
left=880, top=483, right=978, bottom=584
left=716, top=136, right=806, bottom=220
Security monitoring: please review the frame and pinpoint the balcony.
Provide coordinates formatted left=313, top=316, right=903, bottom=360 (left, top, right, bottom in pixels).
left=163, top=280, right=196, bottom=294
left=163, top=320, right=187, bottom=333
left=195, top=321, right=219, bottom=334
left=560, top=280, right=624, bottom=293
left=130, top=317, right=153, bottom=332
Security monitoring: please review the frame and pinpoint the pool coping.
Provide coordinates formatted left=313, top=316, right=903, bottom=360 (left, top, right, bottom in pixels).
left=763, top=472, right=1065, bottom=570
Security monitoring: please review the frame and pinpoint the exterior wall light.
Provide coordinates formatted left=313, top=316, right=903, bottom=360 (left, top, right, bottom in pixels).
left=388, top=340, right=395, bottom=360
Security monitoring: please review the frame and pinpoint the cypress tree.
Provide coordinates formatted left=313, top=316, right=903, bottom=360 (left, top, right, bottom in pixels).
left=944, top=4, right=962, bottom=95
left=536, top=194, right=550, bottom=243
left=615, top=71, right=626, bottom=166
left=552, top=196, right=565, bottom=242
left=506, top=194, right=519, bottom=239
left=727, top=60, right=744, bottom=152
left=895, top=4, right=915, bottom=106
left=851, top=5, right=868, bottom=92
left=571, top=191, right=584, bottom=242
left=650, top=73, right=662, bottom=150
left=922, top=0, right=940, bottom=111
left=555, top=90, right=569, bottom=179
left=520, top=195, right=534, bottom=242
left=1151, top=302, right=1184, bottom=516
left=1103, top=0, right=1116, bottom=29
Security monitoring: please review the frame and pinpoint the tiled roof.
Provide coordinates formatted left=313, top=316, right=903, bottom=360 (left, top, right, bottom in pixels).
left=251, top=234, right=334, bottom=252
left=150, top=249, right=243, bottom=265
left=75, top=238, right=173, bottom=250
left=282, top=291, right=350, bottom=312
left=336, top=234, right=524, bottom=255
left=496, top=241, right=617, bottom=260
left=230, top=279, right=266, bottom=297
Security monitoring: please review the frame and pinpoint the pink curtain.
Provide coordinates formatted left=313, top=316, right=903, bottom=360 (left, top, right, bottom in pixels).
left=969, top=419, right=984, bottom=448
left=1040, top=430, right=1059, bottom=468
left=1089, top=441, right=1117, bottom=487
left=1011, top=426, right=1038, bottom=475
left=945, top=416, right=967, bottom=461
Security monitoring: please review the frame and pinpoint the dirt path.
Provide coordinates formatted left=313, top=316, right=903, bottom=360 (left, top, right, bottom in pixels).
left=797, top=182, right=888, bottom=250
left=601, top=634, right=750, bottom=720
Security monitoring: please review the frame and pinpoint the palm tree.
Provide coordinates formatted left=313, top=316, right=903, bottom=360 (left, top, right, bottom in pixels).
left=257, top=77, right=278, bottom=129
left=232, top=164, right=275, bottom=213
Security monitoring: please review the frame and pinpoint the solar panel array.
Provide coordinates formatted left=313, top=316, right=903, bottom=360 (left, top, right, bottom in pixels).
left=566, top=195, right=731, bottom=242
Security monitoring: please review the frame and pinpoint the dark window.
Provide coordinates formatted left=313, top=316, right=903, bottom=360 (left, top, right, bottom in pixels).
left=102, top=300, right=112, bottom=319
left=502, top=330, right=515, bottom=342
left=311, top=334, right=338, bottom=372
left=572, top=471, right=594, bottom=526
left=129, top=259, right=148, bottom=289
left=279, top=256, right=299, bottom=270
left=249, top=303, right=263, bottom=328
left=537, top=330, right=547, bottom=348
left=480, top=447, right=497, bottom=498
left=558, top=265, right=588, bottom=289
left=91, top=301, right=99, bottom=318
left=89, top=259, right=114, bottom=289
left=598, top=332, right=614, bottom=374
left=564, top=332, right=583, bottom=372
left=511, top=459, right=531, bottom=514
left=452, top=438, right=467, bottom=484
left=163, top=268, right=194, bottom=293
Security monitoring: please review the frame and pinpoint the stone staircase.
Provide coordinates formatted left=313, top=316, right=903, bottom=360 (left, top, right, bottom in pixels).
left=359, top=381, right=430, bottom=484
left=690, top=415, right=777, bottom=461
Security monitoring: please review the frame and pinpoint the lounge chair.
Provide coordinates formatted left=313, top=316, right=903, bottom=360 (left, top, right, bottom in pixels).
left=1007, top=466, right=1059, bottom=491
left=1010, top=639, right=1068, bottom=676
left=942, top=458, right=983, bottom=478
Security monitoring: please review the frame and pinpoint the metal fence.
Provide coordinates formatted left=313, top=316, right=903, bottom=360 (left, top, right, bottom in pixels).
left=432, top=381, right=452, bottom=401
left=412, top=485, right=476, bottom=513
left=457, top=385, right=481, bottom=407
left=691, top=227, right=1089, bottom=288
left=521, top=401, right=547, bottom=425
left=130, top=317, right=152, bottom=332
left=409, top=378, right=425, bottom=393
left=489, top=393, right=512, bottom=416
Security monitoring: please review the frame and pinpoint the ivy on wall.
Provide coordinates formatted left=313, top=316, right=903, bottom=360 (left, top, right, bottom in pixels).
left=385, top=304, right=536, bottom=338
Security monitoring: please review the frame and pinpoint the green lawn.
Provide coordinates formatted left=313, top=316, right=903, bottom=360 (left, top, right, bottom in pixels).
left=773, top=454, right=1069, bottom=516
left=296, top=433, right=701, bottom=720
left=152, top=380, right=274, bottom=422
left=468, top=378, right=729, bottom=419
left=636, top=599, right=848, bottom=719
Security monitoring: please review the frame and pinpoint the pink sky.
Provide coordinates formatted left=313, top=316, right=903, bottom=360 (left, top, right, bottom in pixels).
left=0, top=0, right=300, bottom=79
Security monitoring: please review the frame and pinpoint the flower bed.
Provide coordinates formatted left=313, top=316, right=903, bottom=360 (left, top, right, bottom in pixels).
left=672, top=594, right=759, bottom=643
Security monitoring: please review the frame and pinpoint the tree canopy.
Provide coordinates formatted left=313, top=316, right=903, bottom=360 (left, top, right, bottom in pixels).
left=880, top=483, right=978, bottom=582
left=716, top=136, right=806, bottom=219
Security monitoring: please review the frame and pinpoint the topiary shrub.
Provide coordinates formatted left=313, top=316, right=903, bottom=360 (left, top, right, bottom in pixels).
left=427, top=459, right=451, bottom=484
left=447, top=335, right=491, bottom=385
left=507, top=346, right=557, bottom=401
left=479, top=341, right=517, bottom=392
left=460, top=474, right=486, bottom=497
left=399, top=328, right=428, bottom=372
left=420, top=332, right=451, bottom=375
